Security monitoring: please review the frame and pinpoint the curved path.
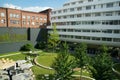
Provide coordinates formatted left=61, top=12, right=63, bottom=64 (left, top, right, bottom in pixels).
left=0, top=52, right=21, bottom=58
left=33, top=55, right=95, bottom=80
left=34, top=56, right=53, bottom=70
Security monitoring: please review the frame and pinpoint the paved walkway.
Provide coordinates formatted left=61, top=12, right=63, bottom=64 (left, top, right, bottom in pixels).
left=0, top=52, right=21, bottom=58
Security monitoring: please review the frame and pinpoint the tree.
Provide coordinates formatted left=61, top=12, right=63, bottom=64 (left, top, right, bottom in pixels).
left=89, top=45, right=114, bottom=80
left=35, top=41, right=46, bottom=49
left=47, top=23, right=60, bottom=52
left=52, top=42, right=75, bottom=80
left=74, top=43, right=89, bottom=80
left=20, top=43, right=34, bottom=51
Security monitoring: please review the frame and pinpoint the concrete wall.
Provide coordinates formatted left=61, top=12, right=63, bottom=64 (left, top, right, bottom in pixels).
left=0, top=27, right=47, bottom=53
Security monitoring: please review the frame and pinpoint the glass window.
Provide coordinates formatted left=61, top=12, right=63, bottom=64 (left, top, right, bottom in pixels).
left=85, top=13, right=91, bottom=17
left=1, top=19, right=5, bottom=23
left=70, top=8, right=74, bottom=12
left=106, top=3, right=113, bottom=8
left=32, top=22, right=35, bottom=25
left=88, top=0, right=93, bottom=2
left=40, top=22, right=43, bottom=25
left=36, top=16, right=39, bottom=20
left=32, top=16, right=35, bottom=20
left=40, top=17, right=42, bottom=20
left=27, top=16, right=30, bottom=19
left=95, top=13, right=101, bottom=16
left=10, top=13, right=12, bottom=18
left=77, top=14, right=82, bottom=17
left=86, top=6, right=91, bottom=10
left=77, top=7, right=82, bottom=11
left=44, top=18, right=47, bottom=21
left=22, top=15, right=26, bottom=19
left=1, top=12, right=5, bottom=17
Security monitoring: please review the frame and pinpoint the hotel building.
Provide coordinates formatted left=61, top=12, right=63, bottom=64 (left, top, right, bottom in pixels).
left=0, top=7, right=51, bottom=28
left=48, top=0, right=120, bottom=47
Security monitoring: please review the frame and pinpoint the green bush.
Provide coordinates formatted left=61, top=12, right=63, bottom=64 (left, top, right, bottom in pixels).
left=35, top=41, right=46, bottom=49
left=20, top=43, right=34, bottom=51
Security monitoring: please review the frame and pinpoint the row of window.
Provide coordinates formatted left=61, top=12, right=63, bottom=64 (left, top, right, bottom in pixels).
left=54, top=20, right=120, bottom=26
left=10, top=13, right=20, bottom=18
left=0, top=12, right=5, bottom=17
left=51, top=11, right=120, bottom=20
left=59, top=35, right=120, bottom=42
left=22, top=21, right=44, bottom=26
left=52, top=2, right=120, bottom=14
left=10, top=20, right=45, bottom=26
left=22, top=15, right=47, bottom=21
left=56, top=29, right=120, bottom=34
left=9, top=13, right=47, bottom=21
left=63, top=0, right=95, bottom=7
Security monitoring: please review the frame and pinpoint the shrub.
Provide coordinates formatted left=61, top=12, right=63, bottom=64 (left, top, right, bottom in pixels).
left=20, top=43, right=34, bottom=51
left=35, top=41, right=46, bottom=49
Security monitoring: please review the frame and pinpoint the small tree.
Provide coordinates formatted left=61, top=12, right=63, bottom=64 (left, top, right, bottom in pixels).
left=74, top=43, right=89, bottom=80
left=52, top=42, right=75, bottom=80
left=89, top=45, right=114, bottom=80
left=47, top=24, right=60, bottom=52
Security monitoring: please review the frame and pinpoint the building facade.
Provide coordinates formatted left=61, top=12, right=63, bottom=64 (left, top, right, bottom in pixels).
left=48, top=0, right=120, bottom=47
left=0, top=7, right=50, bottom=28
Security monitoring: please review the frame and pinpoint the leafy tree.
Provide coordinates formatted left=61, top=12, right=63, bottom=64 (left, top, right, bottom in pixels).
left=52, top=42, right=75, bottom=80
left=74, top=43, right=89, bottom=80
left=47, top=23, right=60, bottom=52
left=89, top=45, right=114, bottom=80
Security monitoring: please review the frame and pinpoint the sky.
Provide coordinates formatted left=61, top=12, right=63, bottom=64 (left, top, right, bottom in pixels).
left=0, top=0, right=69, bottom=12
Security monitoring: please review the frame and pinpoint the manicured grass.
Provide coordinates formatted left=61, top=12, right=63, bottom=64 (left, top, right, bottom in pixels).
left=0, top=52, right=20, bottom=56
left=37, top=53, right=57, bottom=67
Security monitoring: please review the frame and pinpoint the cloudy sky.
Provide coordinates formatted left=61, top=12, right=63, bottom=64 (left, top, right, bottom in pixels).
left=0, top=0, right=69, bottom=12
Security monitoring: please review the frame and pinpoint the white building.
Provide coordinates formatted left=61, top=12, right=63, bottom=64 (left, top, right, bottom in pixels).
left=48, top=0, right=120, bottom=47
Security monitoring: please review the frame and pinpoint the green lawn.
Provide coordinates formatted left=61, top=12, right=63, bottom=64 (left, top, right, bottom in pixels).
left=37, top=53, right=57, bottom=67
left=0, top=52, right=20, bottom=56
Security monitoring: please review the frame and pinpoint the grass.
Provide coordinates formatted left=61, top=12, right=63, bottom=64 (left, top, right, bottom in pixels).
left=37, top=53, right=57, bottom=67
left=0, top=51, right=92, bottom=80
left=0, top=52, right=20, bottom=56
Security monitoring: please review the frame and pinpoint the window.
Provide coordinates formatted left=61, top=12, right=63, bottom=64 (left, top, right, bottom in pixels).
left=1, top=19, right=5, bottom=23
left=101, top=4, right=103, bottom=8
left=10, top=13, right=12, bottom=18
left=10, top=20, right=19, bottom=24
left=77, top=7, right=82, bottom=11
left=95, top=13, right=101, bottom=16
left=22, top=15, right=26, bottom=19
left=36, top=22, right=39, bottom=25
left=1, top=12, right=5, bottom=17
left=40, top=22, right=43, bottom=25
left=36, top=16, right=39, bottom=20
left=63, top=16, right=67, bottom=19
left=85, top=13, right=91, bottom=17
left=32, top=22, right=35, bottom=25
left=70, top=15, right=74, bottom=18
left=88, top=0, right=93, bottom=2
left=86, top=6, right=91, bottom=10
left=119, top=2, right=120, bottom=6
left=114, top=30, right=120, bottom=34
left=77, top=14, right=82, bottom=17
left=23, top=21, right=26, bottom=25
left=93, top=5, right=96, bottom=9
left=105, top=12, right=112, bottom=16
left=79, top=1, right=83, bottom=4
left=70, top=8, right=74, bottom=12
left=44, top=18, right=47, bottom=21
left=63, top=9, right=67, bottom=13
left=27, top=21, right=30, bottom=25
left=16, top=14, right=19, bottom=18
left=40, top=17, right=42, bottom=20
left=72, top=2, right=76, bottom=5
left=106, top=3, right=113, bottom=8
left=27, top=16, right=30, bottom=19
left=113, top=38, right=120, bottom=42
left=32, top=16, right=35, bottom=20
left=58, top=10, right=61, bottom=13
